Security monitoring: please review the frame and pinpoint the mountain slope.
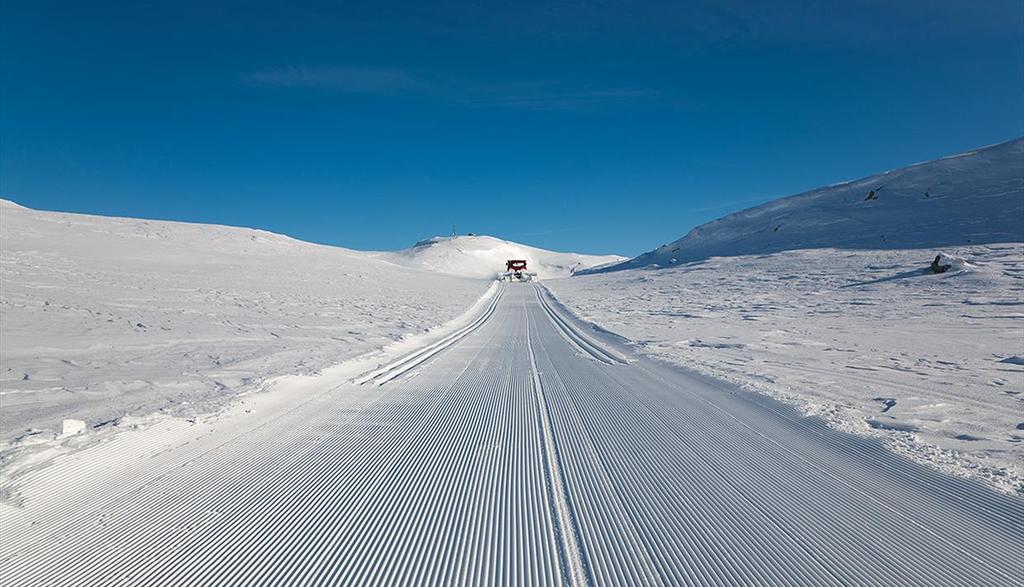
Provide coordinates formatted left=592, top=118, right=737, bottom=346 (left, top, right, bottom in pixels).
left=378, top=234, right=625, bottom=279
left=0, top=200, right=489, bottom=444
left=589, top=138, right=1023, bottom=273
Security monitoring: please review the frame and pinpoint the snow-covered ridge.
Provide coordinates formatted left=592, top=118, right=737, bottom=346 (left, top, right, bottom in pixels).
left=589, top=137, right=1024, bottom=272
left=377, top=234, right=625, bottom=279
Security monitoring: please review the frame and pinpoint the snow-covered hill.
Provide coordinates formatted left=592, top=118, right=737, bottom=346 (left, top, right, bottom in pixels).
left=589, top=138, right=1024, bottom=272
left=549, top=138, right=1024, bottom=493
left=0, top=200, right=489, bottom=446
left=377, top=234, right=625, bottom=279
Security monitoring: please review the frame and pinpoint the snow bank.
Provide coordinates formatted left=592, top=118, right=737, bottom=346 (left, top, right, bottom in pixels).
left=549, top=244, right=1024, bottom=494
left=377, top=234, right=625, bottom=279
left=589, top=138, right=1024, bottom=273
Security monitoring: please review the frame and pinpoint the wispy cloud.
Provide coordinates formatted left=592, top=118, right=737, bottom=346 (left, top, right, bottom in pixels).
left=240, top=66, right=419, bottom=94
left=240, top=65, right=677, bottom=111
left=459, top=85, right=663, bottom=111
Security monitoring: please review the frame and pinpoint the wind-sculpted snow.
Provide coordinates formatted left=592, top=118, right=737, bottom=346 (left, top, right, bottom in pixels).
left=2, top=284, right=1022, bottom=586
left=589, top=138, right=1023, bottom=272
left=0, top=200, right=488, bottom=448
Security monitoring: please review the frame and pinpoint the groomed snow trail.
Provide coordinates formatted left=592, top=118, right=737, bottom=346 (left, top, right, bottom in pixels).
left=2, top=284, right=1022, bottom=586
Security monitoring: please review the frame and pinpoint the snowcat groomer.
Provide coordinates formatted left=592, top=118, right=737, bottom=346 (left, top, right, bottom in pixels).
left=500, top=259, right=536, bottom=282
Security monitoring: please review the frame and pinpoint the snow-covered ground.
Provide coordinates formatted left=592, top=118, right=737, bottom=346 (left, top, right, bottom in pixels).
left=5, top=283, right=1021, bottom=585
left=377, top=234, right=625, bottom=279
left=2, top=135, right=1022, bottom=582
left=2, top=136, right=1020, bottom=503
left=0, top=200, right=497, bottom=454
left=549, top=137, right=1024, bottom=494
left=549, top=245, right=1024, bottom=493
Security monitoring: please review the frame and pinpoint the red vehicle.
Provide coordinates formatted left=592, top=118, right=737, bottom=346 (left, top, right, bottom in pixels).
left=506, top=259, right=528, bottom=272
left=502, top=259, right=535, bottom=281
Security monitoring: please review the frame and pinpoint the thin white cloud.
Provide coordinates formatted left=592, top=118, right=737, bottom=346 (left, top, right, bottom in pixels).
left=240, top=65, right=678, bottom=111
left=460, top=86, right=664, bottom=111
left=240, top=66, right=418, bottom=94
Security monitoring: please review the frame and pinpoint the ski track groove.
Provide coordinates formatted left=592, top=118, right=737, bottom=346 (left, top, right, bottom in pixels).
left=2, top=283, right=1022, bottom=586
left=526, top=303, right=589, bottom=587
left=355, top=285, right=504, bottom=386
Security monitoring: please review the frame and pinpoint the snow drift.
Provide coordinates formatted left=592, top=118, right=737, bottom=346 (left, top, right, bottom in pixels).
left=588, top=138, right=1024, bottom=272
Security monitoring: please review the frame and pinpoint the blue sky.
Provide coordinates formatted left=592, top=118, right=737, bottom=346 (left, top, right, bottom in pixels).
left=2, top=1, right=1021, bottom=256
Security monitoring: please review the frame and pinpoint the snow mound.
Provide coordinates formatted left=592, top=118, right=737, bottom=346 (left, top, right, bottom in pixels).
left=932, top=252, right=971, bottom=273
left=378, top=235, right=625, bottom=280
left=588, top=138, right=1024, bottom=273
left=59, top=419, right=87, bottom=438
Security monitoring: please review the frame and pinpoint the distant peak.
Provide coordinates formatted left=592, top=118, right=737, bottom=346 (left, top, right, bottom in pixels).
left=0, top=198, right=28, bottom=209
left=413, top=234, right=505, bottom=247
left=389, top=234, right=625, bottom=279
left=585, top=138, right=1024, bottom=274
